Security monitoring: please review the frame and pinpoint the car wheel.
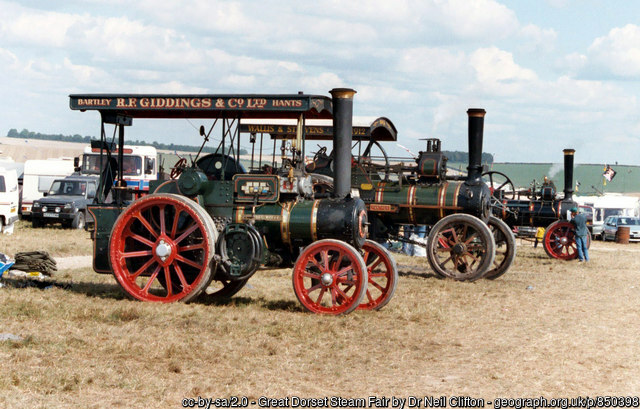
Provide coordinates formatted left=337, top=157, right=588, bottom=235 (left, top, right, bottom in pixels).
left=32, top=218, right=42, bottom=228
left=72, top=212, right=85, bottom=229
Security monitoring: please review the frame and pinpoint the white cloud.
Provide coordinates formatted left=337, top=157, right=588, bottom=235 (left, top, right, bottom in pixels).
left=299, top=72, right=345, bottom=93
left=469, top=47, right=537, bottom=96
left=519, top=24, right=557, bottom=53
left=68, top=17, right=202, bottom=69
left=134, top=81, right=209, bottom=94
left=586, top=24, right=640, bottom=78
left=559, top=52, right=587, bottom=75
left=397, top=47, right=467, bottom=77
left=435, top=0, right=519, bottom=41
left=355, top=84, right=416, bottom=106
left=0, top=6, right=77, bottom=48
left=0, top=48, right=19, bottom=68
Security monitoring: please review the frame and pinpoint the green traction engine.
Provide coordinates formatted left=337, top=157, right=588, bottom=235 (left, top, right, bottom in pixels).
left=254, top=109, right=517, bottom=281
left=70, top=89, right=398, bottom=315
left=483, top=149, right=587, bottom=260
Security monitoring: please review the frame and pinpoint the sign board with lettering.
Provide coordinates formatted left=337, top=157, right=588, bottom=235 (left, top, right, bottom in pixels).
left=239, top=117, right=397, bottom=141
left=69, top=94, right=333, bottom=120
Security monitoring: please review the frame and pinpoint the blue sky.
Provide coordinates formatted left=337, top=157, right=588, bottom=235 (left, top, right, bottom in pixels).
left=1, top=0, right=639, bottom=164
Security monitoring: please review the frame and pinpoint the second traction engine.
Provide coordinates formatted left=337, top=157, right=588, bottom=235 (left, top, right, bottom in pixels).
left=359, top=109, right=514, bottom=281
left=486, top=149, right=586, bottom=260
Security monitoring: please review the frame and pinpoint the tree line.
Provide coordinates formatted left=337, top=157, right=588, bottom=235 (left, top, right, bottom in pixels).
left=6, top=128, right=248, bottom=155
left=442, top=151, right=494, bottom=164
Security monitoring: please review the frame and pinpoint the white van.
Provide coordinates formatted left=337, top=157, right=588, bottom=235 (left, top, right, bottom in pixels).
left=21, top=158, right=75, bottom=218
left=0, top=168, right=19, bottom=234
left=574, top=194, right=640, bottom=239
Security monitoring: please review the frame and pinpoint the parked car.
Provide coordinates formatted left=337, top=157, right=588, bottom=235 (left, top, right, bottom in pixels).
left=31, top=175, right=97, bottom=229
left=602, top=216, right=640, bottom=242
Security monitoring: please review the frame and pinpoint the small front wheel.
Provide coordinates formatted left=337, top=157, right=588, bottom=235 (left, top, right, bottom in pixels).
left=543, top=220, right=591, bottom=260
left=292, top=239, right=368, bottom=315
left=543, top=221, right=576, bottom=260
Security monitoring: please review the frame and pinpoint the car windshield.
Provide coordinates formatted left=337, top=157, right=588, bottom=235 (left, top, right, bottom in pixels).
left=618, top=218, right=640, bottom=226
left=48, top=181, right=87, bottom=196
left=579, top=207, right=593, bottom=220
left=603, top=208, right=623, bottom=218
left=82, top=154, right=142, bottom=176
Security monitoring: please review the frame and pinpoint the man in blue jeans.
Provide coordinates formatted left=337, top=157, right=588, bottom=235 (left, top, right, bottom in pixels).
left=570, top=207, right=590, bottom=262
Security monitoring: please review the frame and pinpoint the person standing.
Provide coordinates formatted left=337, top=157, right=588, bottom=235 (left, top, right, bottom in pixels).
left=402, top=225, right=414, bottom=255
left=570, top=207, right=589, bottom=262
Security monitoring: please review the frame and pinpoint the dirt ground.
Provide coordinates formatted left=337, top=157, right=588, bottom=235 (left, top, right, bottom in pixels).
left=1, top=229, right=640, bottom=408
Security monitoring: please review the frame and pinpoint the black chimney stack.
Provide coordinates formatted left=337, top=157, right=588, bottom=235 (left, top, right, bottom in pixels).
left=563, top=149, right=575, bottom=201
left=330, top=88, right=356, bottom=199
left=466, top=108, right=486, bottom=185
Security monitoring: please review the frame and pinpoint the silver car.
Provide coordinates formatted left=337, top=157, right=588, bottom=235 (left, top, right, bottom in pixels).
left=602, top=216, right=640, bottom=242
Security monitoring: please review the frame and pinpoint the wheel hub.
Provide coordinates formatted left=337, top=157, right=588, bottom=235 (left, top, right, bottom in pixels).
left=155, top=239, right=172, bottom=261
left=452, top=243, right=466, bottom=255
left=321, top=272, right=334, bottom=286
left=559, top=236, right=568, bottom=245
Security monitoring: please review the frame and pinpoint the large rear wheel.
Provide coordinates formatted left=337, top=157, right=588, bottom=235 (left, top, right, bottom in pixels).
left=358, top=240, right=398, bottom=310
left=426, top=214, right=496, bottom=281
left=109, top=193, right=216, bottom=303
left=292, top=239, right=367, bottom=315
left=484, top=216, right=516, bottom=280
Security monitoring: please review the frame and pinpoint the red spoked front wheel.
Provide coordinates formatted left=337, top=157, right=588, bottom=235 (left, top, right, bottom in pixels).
left=109, top=193, right=217, bottom=302
left=292, top=239, right=368, bottom=315
left=358, top=240, right=398, bottom=310
left=543, top=220, right=581, bottom=260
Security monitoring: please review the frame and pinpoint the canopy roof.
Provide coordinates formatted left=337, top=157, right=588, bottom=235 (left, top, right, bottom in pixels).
left=239, top=116, right=397, bottom=141
left=69, top=93, right=333, bottom=120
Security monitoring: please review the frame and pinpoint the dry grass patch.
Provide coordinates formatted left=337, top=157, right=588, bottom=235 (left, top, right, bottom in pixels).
left=1, top=240, right=640, bottom=408
left=0, top=220, right=93, bottom=257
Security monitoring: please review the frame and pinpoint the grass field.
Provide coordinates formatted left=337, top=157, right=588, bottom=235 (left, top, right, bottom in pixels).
left=1, top=222, right=640, bottom=408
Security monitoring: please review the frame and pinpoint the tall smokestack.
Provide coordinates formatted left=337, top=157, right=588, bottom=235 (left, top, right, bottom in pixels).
left=330, top=88, right=356, bottom=199
left=563, top=149, right=575, bottom=201
left=466, top=108, right=486, bottom=185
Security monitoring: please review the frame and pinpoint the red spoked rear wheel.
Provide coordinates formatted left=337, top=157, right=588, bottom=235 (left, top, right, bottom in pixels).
left=292, top=239, right=368, bottom=315
left=358, top=240, right=398, bottom=310
left=109, top=193, right=216, bottom=302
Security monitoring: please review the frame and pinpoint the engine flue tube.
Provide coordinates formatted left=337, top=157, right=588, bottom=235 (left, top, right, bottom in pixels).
left=563, top=149, right=575, bottom=202
left=466, top=108, right=486, bottom=186
left=330, top=88, right=356, bottom=199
